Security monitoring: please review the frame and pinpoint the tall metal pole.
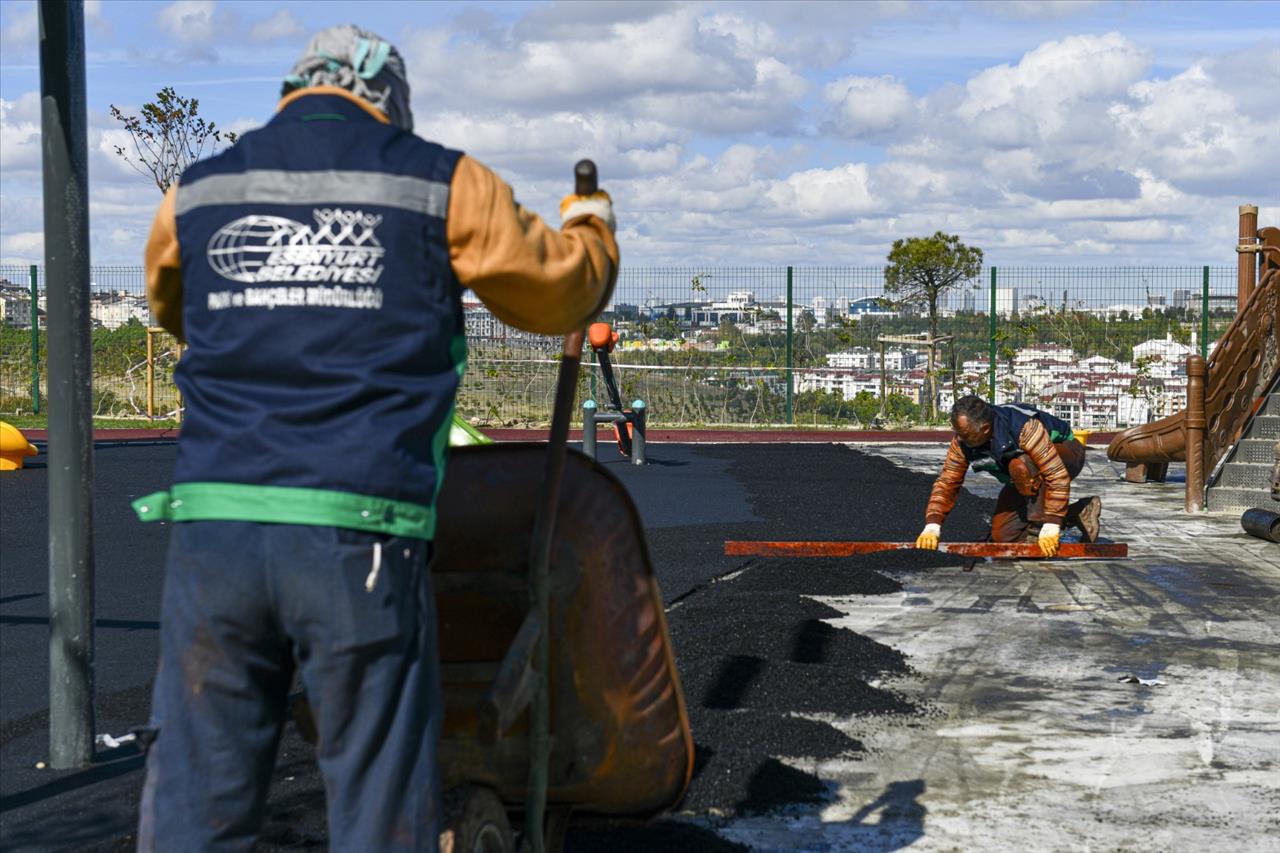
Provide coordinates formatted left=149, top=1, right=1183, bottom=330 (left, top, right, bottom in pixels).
left=785, top=266, right=793, bottom=425
left=40, top=0, right=96, bottom=769
left=988, top=267, right=997, bottom=401
left=30, top=264, right=40, bottom=414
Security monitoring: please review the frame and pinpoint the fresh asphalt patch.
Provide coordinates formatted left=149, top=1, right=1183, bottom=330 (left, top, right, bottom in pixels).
left=1, top=442, right=994, bottom=850
left=570, top=444, right=993, bottom=848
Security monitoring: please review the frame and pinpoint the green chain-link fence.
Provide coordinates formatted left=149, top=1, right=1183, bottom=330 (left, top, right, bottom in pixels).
left=0, top=263, right=1238, bottom=429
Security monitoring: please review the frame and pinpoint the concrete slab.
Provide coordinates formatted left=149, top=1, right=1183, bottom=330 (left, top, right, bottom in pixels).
left=713, top=445, right=1280, bottom=851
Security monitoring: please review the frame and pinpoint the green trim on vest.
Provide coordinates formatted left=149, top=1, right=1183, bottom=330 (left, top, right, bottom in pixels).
left=430, top=333, right=469, bottom=502
left=131, top=482, right=435, bottom=538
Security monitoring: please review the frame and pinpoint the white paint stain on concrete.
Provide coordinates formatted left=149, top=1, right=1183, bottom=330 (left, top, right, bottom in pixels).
left=710, top=444, right=1280, bottom=851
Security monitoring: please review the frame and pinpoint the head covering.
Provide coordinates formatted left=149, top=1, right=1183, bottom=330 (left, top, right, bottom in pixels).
left=283, top=25, right=413, bottom=131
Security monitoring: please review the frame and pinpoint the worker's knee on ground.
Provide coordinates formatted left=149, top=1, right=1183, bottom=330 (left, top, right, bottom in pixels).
left=989, top=510, right=1029, bottom=543
left=1008, top=456, right=1042, bottom=497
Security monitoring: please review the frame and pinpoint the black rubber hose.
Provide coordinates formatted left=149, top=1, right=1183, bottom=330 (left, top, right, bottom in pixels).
left=1240, top=508, right=1280, bottom=543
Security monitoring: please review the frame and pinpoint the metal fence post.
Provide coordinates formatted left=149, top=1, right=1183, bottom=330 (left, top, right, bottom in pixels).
left=988, top=267, right=997, bottom=401
left=785, top=265, right=793, bottom=425
left=41, top=0, right=96, bottom=769
left=1201, top=266, right=1209, bottom=360
left=30, top=264, right=40, bottom=414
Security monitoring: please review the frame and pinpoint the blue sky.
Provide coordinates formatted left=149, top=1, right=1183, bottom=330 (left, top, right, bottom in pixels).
left=1, top=0, right=1277, bottom=267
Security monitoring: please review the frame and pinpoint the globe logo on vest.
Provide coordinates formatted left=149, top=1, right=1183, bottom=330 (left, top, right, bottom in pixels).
left=207, top=209, right=386, bottom=284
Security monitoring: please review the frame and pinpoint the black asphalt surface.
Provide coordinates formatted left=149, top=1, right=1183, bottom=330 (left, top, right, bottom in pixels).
left=0, top=441, right=993, bottom=851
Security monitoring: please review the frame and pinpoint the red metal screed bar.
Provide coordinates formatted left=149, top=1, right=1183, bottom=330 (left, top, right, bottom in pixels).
left=723, top=541, right=1128, bottom=559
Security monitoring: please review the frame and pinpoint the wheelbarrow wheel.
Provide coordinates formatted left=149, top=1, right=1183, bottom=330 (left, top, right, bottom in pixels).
left=440, top=785, right=514, bottom=853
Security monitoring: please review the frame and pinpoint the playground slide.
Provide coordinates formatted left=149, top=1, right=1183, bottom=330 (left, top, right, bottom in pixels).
left=1108, top=225, right=1280, bottom=468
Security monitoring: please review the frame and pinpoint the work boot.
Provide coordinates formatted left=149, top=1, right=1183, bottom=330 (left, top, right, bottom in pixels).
left=1075, top=496, right=1102, bottom=543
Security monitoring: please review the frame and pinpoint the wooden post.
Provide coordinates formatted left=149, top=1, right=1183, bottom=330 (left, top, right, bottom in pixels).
left=1238, top=204, right=1258, bottom=311
left=1185, top=354, right=1207, bottom=512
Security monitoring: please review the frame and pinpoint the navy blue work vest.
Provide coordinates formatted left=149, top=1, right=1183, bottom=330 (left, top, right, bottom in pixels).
left=961, top=403, right=1074, bottom=481
left=170, top=93, right=465, bottom=527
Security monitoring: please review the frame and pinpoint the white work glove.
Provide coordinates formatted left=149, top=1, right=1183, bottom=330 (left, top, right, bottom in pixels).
left=915, top=523, right=941, bottom=550
left=1038, top=522, right=1061, bottom=557
left=560, top=190, right=616, bottom=233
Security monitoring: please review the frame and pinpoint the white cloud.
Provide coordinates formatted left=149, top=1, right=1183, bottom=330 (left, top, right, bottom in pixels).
left=1109, top=61, right=1280, bottom=194
left=0, top=93, right=43, bottom=175
left=156, top=0, right=218, bottom=45
left=419, top=111, right=686, bottom=180
left=406, top=5, right=807, bottom=134
left=956, top=32, right=1150, bottom=135
left=766, top=164, right=877, bottom=220
left=1, top=231, right=44, bottom=258
left=0, top=1, right=37, bottom=54
left=974, top=1, right=1103, bottom=20
left=824, top=75, right=916, bottom=138
left=249, top=8, right=304, bottom=43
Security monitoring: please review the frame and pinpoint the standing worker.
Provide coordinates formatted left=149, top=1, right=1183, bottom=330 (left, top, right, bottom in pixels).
left=915, top=395, right=1102, bottom=557
left=134, top=25, right=617, bottom=851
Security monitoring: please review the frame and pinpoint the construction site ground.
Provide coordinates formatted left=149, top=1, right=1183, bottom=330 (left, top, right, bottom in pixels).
left=1, top=441, right=1277, bottom=851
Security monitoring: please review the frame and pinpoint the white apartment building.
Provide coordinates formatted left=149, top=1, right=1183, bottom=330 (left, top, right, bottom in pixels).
left=825, top=348, right=918, bottom=371
left=826, top=349, right=875, bottom=369
left=1133, top=334, right=1194, bottom=365
left=1, top=292, right=34, bottom=328
left=798, top=369, right=881, bottom=400
left=89, top=295, right=151, bottom=329
left=994, top=287, right=1020, bottom=317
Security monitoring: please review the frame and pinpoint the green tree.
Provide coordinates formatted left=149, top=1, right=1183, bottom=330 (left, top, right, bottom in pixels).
left=884, top=231, right=983, bottom=418
left=110, top=87, right=238, bottom=193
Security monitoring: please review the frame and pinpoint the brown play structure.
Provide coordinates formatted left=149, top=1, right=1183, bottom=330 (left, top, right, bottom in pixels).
left=1107, top=205, right=1280, bottom=512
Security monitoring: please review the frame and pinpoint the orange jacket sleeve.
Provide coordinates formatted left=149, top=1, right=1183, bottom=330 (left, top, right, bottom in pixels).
left=144, top=184, right=184, bottom=342
left=446, top=155, right=617, bottom=335
left=1019, top=420, right=1071, bottom=523
left=925, top=437, right=970, bottom=526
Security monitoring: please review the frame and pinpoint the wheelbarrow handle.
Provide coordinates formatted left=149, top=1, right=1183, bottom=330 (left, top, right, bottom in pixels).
left=524, top=158, right=598, bottom=853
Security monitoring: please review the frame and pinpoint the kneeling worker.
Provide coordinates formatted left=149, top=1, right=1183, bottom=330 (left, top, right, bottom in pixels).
left=916, top=395, right=1101, bottom=557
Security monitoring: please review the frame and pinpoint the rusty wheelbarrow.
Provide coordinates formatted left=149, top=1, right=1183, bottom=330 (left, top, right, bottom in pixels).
left=434, top=160, right=691, bottom=851
left=433, top=444, right=694, bottom=851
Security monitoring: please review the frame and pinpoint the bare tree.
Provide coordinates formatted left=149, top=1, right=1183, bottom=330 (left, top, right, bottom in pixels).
left=110, top=87, right=238, bottom=193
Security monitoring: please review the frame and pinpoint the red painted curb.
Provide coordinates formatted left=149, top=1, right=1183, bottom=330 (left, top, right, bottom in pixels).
left=23, top=428, right=181, bottom=441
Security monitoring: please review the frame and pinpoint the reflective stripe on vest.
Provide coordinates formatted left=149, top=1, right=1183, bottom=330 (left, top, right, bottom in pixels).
left=176, top=169, right=450, bottom=218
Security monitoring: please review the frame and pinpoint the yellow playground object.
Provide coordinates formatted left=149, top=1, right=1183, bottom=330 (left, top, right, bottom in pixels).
left=0, top=421, right=38, bottom=471
left=1073, top=429, right=1092, bottom=446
